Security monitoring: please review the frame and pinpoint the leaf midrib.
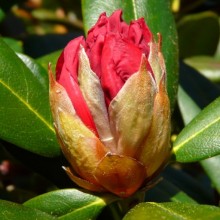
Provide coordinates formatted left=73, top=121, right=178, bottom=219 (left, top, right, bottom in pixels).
left=58, top=199, right=105, bottom=219
left=0, top=78, right=54, bottom=133
left=150, top=202, right=187, bottom=219
left=173, top=115, right=220, bottom=153
left=131, top=0, right=138, bottom=19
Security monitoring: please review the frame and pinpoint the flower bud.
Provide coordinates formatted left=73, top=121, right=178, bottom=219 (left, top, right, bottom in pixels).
left=49, top=10, right=171, bottom=197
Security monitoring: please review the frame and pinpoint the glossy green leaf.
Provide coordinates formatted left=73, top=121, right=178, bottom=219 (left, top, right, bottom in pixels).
left=173, top=96, right=220, bottom=162
left=2, top=37, right=23, bottom=53
left=0, top=200, right=56, bottom=220
left=184, top=56, right=220, bottom=83
left=178, top=87, right=220, bottom=194
left=17, top=53, right=49, bottom=90
left=82, top=0, right=178, bottom=109
left=123, top=202, right=220, bottom=220
left=0, top=38, right=60, bottom=157
left=177, top=11, right=220, bottom=58
left=24, top=189, right=115, bottom=219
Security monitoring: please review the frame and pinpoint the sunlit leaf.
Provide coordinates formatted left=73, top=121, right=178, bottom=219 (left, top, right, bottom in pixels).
left=178, top=87, right=220, bottom=194
left=24, top=189, right=116, bottom=220
left=2, top=37, right=23, bottom=53
left=173, top=96, right=220, bottom=162
left=0, top=200, right=55, bottom=220
left=17, top=53, right=48, bottom=90
left=123, top=202, right=220, bottom=220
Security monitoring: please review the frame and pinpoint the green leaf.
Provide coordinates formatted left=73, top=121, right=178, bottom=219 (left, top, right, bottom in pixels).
left=179, top=61, right=220, bottom=109
left=177, top=11, right=220, bottom=58
left=82, top=0, right=178, bottom=110
left=162, top=166, right=213, bottom=204
left=173, top=96, right=220, bottom=162
left=0, top=200, right=56, bottom=220
left=201, top=155, right=220, bottom=194
left=0, top=38, right=60, bottom=157
left=178, top=87, right=220, bottom=194
left=146, top=178, right=197, bottom=204
left=0, top=8, right=5, bottom=21
left=184, top=56, right=220, bottom=83
left=2, top=37, right=23, bottom=53
left=17, top=53, right=49, bottom=90
left=24, top=189, right=116, bottom=219
left=177, top=86, right=200, bottom=125
left=37, top=49, right=62, bottom=73
left=123, top=202, right=220, bottom=220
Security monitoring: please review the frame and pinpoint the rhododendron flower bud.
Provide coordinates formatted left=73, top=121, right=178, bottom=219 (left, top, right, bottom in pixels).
left=49, top=10, right=171, bottom=198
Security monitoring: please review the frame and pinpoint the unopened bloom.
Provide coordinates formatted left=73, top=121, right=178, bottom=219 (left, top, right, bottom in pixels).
left=49, top=10, right=171, bottom=197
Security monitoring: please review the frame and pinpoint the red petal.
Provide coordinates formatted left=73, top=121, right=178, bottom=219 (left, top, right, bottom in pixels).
left=56, top=37, right=98, bottom=135
left=101, top=34, right=142, bottom=105
left=129, top=18, right=152, bottom=54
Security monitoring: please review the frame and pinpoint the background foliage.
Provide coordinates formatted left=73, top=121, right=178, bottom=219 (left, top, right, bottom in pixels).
left=0, top=0, right=220, bottom=219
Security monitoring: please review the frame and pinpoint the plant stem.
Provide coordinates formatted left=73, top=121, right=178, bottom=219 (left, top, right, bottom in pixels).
left=117, top=192, right=145, bottom=216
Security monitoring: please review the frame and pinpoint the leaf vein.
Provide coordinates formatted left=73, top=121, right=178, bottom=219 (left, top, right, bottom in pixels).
left=150, top=202, right=187, bottom=219
left=0, top=79, right=54, bottom=133
left=173, top=116, right=220, bottom=153
left=58, top=199, right=105, bottom=219
left=132, top=0, right=137, bottom=19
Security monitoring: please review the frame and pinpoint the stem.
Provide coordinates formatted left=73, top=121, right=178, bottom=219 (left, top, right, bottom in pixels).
left=117, top=192, right=145, bottom=216
left=108, top=202, right=124, bottom=220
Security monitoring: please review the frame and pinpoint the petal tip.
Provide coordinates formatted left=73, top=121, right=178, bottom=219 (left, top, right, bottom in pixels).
left=63, top=166, right=106, bottom=193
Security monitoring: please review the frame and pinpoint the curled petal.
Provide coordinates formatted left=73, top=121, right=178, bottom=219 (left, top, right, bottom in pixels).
left=109, top=55, right=156, bottom=157
left=138, top=79, right=171, bottom=177
left=94, top=154, right=146, bottom=198
left=78, top=46, right=116, bottom=151
left=63, top=166, right=105, bottom=192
